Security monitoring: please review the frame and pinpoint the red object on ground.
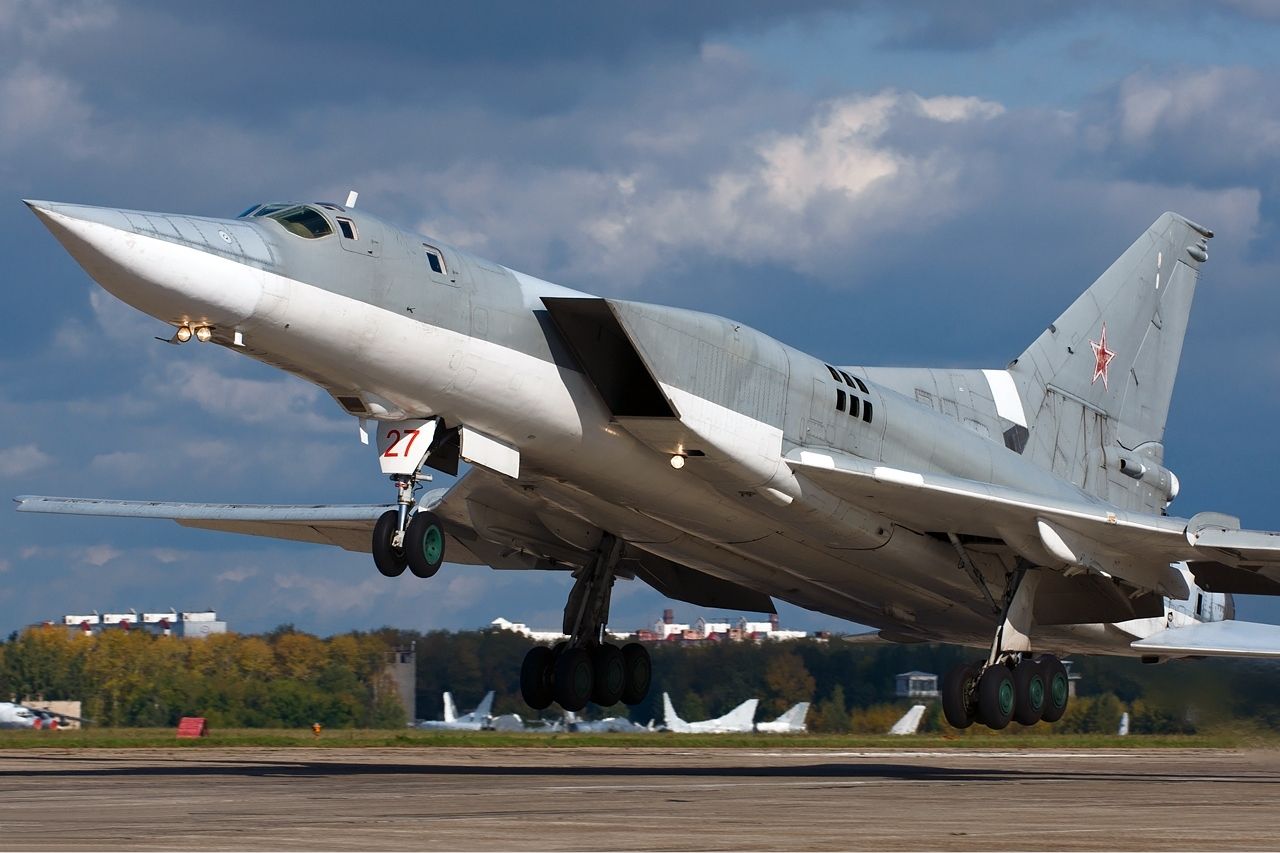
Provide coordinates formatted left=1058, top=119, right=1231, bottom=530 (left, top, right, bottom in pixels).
left=176, top=717, right=207, bottom=738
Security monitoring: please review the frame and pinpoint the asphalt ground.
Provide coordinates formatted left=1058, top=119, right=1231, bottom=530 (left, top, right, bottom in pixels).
left=3, top=747, right=1278, bottom=851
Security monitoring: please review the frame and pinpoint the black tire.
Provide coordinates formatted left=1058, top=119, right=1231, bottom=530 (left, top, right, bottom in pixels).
left=977, top=664, right=1015, bottom=730
left=941, top=662, right=978, bottom=729
left=520, top=646, right=555, bottom=710
left=620, top=642, right=652, bottom=706
left=372, top=510, right=407, bottom=578
left=591, top=644, right=625, bottom=707
left=554, top=646, right=594, bottom=712
left=404, top=511, right=445, bottom=578
left=1012, top=659, right=1046, bottom=725
left=1039, top=654, right=1070, bottom=723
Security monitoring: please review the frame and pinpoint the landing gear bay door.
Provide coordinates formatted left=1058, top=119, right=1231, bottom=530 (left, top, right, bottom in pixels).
left=376, top=419, right=437, bottom=476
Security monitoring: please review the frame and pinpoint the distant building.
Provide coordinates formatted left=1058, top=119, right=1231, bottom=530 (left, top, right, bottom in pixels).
left=895, top=671, right=940, bottom=698
left=382, top=645, right=416, bottom=721
left=58, top=610, right=227, bottom=637
left=636, top=610, right=809, bottom=643
left=490, top=616, right=628, bottom=643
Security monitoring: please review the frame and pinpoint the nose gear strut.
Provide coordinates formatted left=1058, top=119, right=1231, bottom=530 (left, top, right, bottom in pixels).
left=371, top=419, right=447, bottom=578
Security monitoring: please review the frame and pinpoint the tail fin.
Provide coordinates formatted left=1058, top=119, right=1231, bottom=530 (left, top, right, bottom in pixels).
left=888, top=704, right=926, bottom=735
left=472, top=690, right=495, bottom=720
left=662, top=692, right=685, bottom=729
left=720, top=698, right=759, bottom=731
left=442, top=691, right=457, bottom=723
left=1009, top=212, right=1212, bottom=512
left=773, top=702, right=810, bottom=730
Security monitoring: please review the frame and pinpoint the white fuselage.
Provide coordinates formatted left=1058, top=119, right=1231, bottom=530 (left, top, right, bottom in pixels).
left=29, top=201, right=1228, bottom=658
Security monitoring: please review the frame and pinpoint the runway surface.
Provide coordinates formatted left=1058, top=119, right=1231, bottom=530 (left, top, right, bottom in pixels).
left=4, top=746, right=1279, bottom=850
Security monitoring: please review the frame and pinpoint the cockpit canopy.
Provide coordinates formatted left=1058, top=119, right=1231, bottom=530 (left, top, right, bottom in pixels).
left=238, top=203, right=337, bottom=239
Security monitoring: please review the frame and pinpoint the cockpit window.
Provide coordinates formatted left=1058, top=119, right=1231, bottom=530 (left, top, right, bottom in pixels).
left=267, top=205, right=333, bottom=239
left=249, top=203, right=290, bottom=219
left=237, top=204, right=261, bottom=218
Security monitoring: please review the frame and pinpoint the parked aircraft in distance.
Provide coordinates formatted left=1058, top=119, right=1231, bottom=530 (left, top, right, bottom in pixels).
left=565, top=711, right=655, bottom=733
left=0, top=702, right=42, bottom=730
left=888, top=704, right=928, bottom=736
left=0, top=701, right=85, bottom=730
left=755, top=702, right=810, bottom=733
left=415, top=691, right=494, bottom=731
left=22, top=197, right=1280, bottom=732
left=662, top=693, right=758, bottom=733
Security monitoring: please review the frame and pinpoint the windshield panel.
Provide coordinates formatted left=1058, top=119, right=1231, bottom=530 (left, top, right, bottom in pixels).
left=267, top=205, right=333, bottom=239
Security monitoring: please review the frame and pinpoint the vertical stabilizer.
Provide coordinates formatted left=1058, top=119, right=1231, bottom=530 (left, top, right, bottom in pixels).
left=472, top=690, right=495, bottom=721
left=662, top=692, right=688, bottom=732
left=718, top=698, right=760, bottom=732
left=1009, top=212, right=1211, bottom=511
left=888, top=704, right=927, bottom=735
left=442, top=691, right=457, bottom=723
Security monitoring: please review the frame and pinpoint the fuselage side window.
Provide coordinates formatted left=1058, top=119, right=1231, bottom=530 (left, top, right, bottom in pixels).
left=862, top=400, right=874, bottom=423
left=336, top=218, right=357, bottom=240
left=836, top=388, right=846, bottom=412
left=423, top=245, right=446, bottom=275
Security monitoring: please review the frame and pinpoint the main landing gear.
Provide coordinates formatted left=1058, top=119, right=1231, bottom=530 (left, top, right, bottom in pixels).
left=519, top=534, right=652, bottom=712
left=372, top=472, right=446, bottom=580
left=941, top=565, right=1071, bottom=730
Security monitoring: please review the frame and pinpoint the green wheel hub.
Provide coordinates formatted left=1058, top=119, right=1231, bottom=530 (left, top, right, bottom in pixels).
left=1050, top=673, right=1068, bottom=707
left=1029, top=676, right=1045, bottom=709
left=421, top=524, right=443, bottom=565
left=998, top=678, right=1015, bottom=716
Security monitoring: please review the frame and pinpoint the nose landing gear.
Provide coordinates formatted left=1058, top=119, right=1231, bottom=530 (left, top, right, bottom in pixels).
left=370, top=419, right=447, bottom=579
left=519, top=533, right=652, bottom=712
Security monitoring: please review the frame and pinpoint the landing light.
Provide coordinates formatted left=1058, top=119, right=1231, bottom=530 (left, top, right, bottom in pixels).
left=670, top=455, right=685, bottom=470
left=174, top=325, right=193, bottom=343
left=194, top=326, right=213, bottom=343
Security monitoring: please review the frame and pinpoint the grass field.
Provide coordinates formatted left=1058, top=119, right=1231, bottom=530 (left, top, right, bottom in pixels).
left=0, top=727, right=1266, bottom=749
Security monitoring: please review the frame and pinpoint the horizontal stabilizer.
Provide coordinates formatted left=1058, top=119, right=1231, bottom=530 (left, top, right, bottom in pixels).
left=1131, top=620, right=1280, bottom=658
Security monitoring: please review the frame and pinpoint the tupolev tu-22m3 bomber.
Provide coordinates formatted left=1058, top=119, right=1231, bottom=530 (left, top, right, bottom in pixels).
left=19, top=196, right=1280, bottom=730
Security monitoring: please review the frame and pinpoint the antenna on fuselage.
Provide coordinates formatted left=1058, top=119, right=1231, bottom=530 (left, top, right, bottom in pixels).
left=345, top=190, right=358, bottom=208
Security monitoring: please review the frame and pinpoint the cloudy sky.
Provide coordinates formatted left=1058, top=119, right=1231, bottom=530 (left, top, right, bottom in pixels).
left=3, top=1, right=1280, bottom=637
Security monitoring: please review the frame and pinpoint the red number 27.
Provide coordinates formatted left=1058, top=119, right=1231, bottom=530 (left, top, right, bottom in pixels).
left=382, top=429, right=420, bottom=458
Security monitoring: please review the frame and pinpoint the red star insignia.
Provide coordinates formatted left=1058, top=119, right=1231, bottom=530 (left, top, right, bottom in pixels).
left=1090, top=323, right=1116, bottom=390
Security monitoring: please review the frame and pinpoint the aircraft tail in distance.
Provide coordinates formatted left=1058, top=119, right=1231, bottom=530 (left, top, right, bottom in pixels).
left=442, top=692, right=458, bottom=723
left=888, top=704, right=927, bottom=735
left=472, top=690, right=495, bottom=721
left=1009, top=212, right=1212, bottom=512
left=662, top=692, right=687, bottom=732
left=756, top=701, right=810, bottom=733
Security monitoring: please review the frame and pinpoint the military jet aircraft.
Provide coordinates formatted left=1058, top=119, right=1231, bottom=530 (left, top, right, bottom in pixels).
left=662, top=693, right=758, bottom=734
left=415, top=690, right=494, bottom=731
left=19, top=197, right=1280, bottom=731
left=755, top=701, right=810, bottom=733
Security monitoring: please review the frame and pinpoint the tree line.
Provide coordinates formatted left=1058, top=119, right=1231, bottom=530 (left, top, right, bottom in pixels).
left=5, top=623, right=1279, bottom=733
left=0, top=625, right=406, bottom=728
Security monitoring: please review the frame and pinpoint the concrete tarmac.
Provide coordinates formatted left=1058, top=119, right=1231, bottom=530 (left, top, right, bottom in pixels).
left=3, top=747, right=1279, bottom=851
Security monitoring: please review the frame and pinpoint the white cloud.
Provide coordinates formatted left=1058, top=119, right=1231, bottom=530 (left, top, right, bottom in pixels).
left=0, top=62, right=92, bottom=155
left=216, top=567, right=257, bottom=583
left=165, top=362, right=348, bottom=434
left=0, top=443, right=53, bottom=477
left=81, top=544, right=121, bottom=566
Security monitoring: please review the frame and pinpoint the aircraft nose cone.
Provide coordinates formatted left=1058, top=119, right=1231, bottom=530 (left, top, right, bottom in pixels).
left=25, top=198, right=265, bottom=331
